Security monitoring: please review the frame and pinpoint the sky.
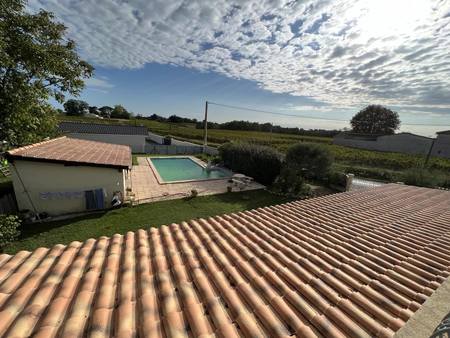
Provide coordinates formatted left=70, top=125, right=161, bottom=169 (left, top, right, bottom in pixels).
left=28, top=0, right=450, bottom=136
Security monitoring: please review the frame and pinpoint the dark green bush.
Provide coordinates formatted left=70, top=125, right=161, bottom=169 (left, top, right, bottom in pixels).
left=196, top=153, right=220, bottom=164
left=326, top=170, right=347, bottom=188
left=271, top=166, right=311, bottom=198
left=285, top=143, right=333, bottom=179
left=219, top=142, right=283, bottom=185
left=0, top=214, right=20, bottom=251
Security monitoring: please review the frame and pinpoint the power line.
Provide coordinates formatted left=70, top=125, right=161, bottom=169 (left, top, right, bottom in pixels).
left=208, top=101, right=346, bottom=121
left=207, top=101, right=450, bottom=127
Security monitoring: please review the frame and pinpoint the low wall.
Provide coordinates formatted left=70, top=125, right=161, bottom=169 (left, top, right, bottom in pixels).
left=333, top=133, right=433, bottom=156
left=68, top=133, right=146, bottom=153
left=144, top=144, right=219, bottom=155
left=144, top=144, right=203, bottom=155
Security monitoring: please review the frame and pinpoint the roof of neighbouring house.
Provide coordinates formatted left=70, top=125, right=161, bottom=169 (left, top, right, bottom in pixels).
left=58, top=121, right=148, bottom=135
left=6, top=136, right=131, bottom=169
left=0, top=184, right=449, bottom=337
left=437, top=130, right=450, bottom=135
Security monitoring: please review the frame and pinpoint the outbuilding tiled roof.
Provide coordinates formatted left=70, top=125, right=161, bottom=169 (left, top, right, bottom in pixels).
left=0, top=184, right=449, bottom=337
left=7, top=136, right=131, bottom=169
left=59, top=121, right=149, bottom=135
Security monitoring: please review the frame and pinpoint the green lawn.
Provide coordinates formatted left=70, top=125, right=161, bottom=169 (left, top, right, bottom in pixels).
left=4, top=190, right=293, bottom=254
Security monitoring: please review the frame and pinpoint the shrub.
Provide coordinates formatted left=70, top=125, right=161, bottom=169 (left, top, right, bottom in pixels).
left=272, top=166, right=311, bottom=198
left=401, top=168, right=439, bottom=188
left=196, top=153, right=220, bottom=164
left=219, top=142, right=283, bottom=185
left=285, top=143, right=333, bottom=179
left=0, top=214, right=21, bottom=251
left=326, top=170, right=347, bottom=188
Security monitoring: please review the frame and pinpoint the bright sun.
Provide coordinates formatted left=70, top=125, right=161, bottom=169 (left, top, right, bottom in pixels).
left=357, top=0, right=432, bottom=39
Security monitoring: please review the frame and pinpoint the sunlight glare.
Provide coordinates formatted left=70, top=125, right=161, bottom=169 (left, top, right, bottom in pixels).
left=358, top=0, right=431, bottom=38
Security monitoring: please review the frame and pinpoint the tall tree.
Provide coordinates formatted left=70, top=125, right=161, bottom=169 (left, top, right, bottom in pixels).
left=0, top=0, right=93, bottom=146
left=64, top=99, right=89, bottom=116
left=99, top=106, right=113, bottom=118
left=110, top=105, right=130, bottom=119
left=88, top=106, right=99, bottom=115
left=350, top=105, right=400, bottom=135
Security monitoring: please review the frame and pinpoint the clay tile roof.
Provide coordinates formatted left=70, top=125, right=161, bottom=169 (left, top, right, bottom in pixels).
left=0, top=184, right=449, bottom=337
left=7, top=136, right=132, bottom=169
left=59, top=121, right=148, bottom=135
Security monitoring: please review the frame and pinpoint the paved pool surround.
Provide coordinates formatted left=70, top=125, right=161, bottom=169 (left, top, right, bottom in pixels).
left=131, top=156, right=264, bottom=203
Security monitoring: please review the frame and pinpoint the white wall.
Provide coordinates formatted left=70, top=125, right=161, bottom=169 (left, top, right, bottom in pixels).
left=431, top=134, right=450, bottom=159
left=67, top=133, right=146, bottom=153
left=10, top=160, right=126, bottom=216
left=333, top=133, right=433, bottom=156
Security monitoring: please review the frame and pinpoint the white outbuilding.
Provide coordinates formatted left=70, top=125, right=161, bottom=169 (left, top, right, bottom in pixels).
left=6, top=136, right=132, bottom=217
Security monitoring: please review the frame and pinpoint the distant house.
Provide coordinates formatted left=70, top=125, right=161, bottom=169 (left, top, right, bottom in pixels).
left=431, top=130, right=450, bottom=159
left=6, top=137, right=131, bottom=217
left=59, top=121, right=150, bottom=153
left=333, top=132, right=434, bottom=156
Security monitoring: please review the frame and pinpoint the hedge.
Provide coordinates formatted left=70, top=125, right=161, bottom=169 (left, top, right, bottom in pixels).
left=219, top=142, right=283, bottom=185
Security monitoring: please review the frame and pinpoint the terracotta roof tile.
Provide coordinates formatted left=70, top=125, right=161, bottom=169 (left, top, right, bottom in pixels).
left=7, top=136, right=131, bottom=169
left=0, top=184, right=450, bottom=337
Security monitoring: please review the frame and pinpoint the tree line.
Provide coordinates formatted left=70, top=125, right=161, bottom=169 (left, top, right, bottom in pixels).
left=62, top=99, right=132, bottom=119
left=134, top=107, right=400, bottom=138
left=136, top=113, right=198, bottom=124
left=136, top=114, right=342, bottom=138
left=195, top=120, right=341, bottom=138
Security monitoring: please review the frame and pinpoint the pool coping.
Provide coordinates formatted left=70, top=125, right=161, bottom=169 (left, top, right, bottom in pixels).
left=147, top=155, right=232, bottom=185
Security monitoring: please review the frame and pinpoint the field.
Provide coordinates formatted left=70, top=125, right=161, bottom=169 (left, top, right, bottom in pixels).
left=59, top=115, right=450, bottom=183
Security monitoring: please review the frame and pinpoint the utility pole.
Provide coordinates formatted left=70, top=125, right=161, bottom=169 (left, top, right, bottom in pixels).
left=424, top=138, right=435, bottom=167
left=203, top=101, right=208, bottom=153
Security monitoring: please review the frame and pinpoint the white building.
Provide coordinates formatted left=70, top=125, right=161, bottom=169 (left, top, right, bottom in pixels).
left=431, top=130, right=450, bottom=159
left=7, top=137, right=131, bottom=217
left=333, top=132, right=434, bottom=156
left=59, top=121, right=150, bottom=153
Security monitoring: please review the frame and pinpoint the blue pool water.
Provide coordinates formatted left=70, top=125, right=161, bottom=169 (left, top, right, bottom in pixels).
left=150, top=157, right=231, bottom=182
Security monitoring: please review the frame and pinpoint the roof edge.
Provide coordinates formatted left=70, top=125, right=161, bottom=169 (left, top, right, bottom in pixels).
left=7, top=136, right=67, bottom=155
left=394, top=275, right=450, bottom=338
left=6, top=155, right=131, bottom=170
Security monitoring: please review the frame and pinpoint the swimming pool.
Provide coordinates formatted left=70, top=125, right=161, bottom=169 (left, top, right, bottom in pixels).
left=149, top=157, right=231, bottom=183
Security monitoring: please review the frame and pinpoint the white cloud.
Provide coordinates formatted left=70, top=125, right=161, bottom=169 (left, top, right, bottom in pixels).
left=28, top=0, right=450, bottom=111
left=84, top=76, right=114, bottom=89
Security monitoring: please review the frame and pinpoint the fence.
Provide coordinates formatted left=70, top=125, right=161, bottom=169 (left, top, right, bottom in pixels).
left=144, top=144, right=218, bottom=155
